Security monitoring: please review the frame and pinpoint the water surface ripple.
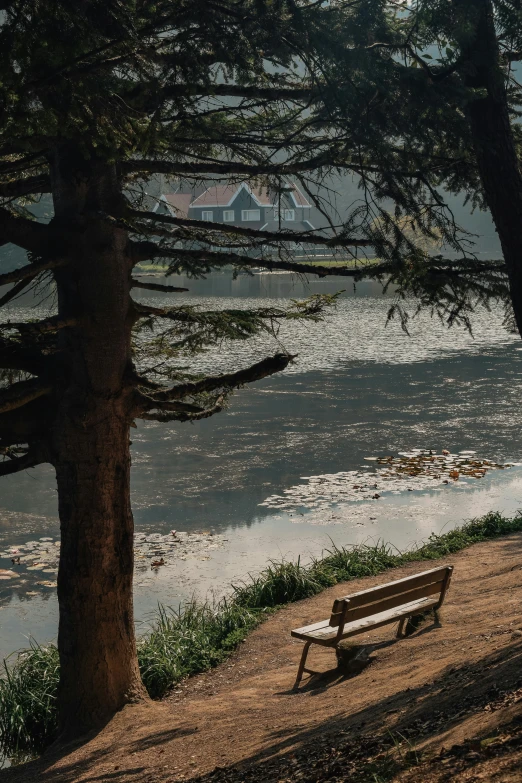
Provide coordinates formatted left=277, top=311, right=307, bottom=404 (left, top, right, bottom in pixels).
left=1, top=274, right=522, bottom=659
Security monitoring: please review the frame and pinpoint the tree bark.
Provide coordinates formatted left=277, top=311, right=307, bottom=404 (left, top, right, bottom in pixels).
left=49, top=146, right=147, bottom=735
left=457, top=0, right=522, bottom=336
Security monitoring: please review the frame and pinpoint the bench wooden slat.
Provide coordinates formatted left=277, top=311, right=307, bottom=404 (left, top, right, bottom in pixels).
left=331, top=565, right=451, bottom=614
left=329, top=578, right=445, bottom=626
left=292, top=596, right=438, bottom=644
left=291, top=617, right=332, bottom=635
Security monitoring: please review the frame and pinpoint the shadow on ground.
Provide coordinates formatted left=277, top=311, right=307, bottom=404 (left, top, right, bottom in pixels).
left=3, top=637, right=522, bottom=783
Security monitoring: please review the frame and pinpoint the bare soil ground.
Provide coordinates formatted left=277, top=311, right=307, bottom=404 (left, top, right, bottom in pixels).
left=4, top=533, right=522, bottom=783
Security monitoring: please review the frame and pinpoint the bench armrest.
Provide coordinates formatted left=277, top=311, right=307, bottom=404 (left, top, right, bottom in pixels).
left=335, top=599, right=350, bottom=641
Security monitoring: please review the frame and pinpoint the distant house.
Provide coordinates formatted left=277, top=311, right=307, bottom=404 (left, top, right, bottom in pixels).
left=156, top=181, right=317, bottom=233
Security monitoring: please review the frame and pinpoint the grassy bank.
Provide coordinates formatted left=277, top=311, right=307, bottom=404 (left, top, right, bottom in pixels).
left=2, top=510, right=522, bottom=761
left=133, top=258, right=379, bottom=274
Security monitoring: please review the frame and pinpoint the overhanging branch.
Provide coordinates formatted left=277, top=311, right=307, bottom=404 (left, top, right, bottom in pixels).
left=121, top=153, right=336, bottom=178
left=131, top=241, right=385, bottom=278
left=0, top=278, right=33, bottom=308
left=0, top=337, right=48, bottom=374
left=126, top=208, right=370, bottom=248
left=147, top=352, right=294, bottom=403
left=161, top=83, right=314, bottom=102
left=131, top=241, right=508, bottom=281
left=137, top=395, right=225, bottom=423
left=0, top=396, right=53, bottom=446
left=0, top=258, right=66, bottom=288
left=0, top=378, right=52, bottom=414
left=0, top=445, right=49, bottom=477
left=134, top=391, right=209, bottom=415
left=0, top=316, right=76, bottom=334
left=0, top=207, right=54, bottom=253
left=0, top=173, right=51, bottom=199
left=131, top=279, right=189, bottom=293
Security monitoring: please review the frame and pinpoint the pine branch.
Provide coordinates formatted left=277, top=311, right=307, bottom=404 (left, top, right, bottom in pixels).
left=122, top=148, right=454, bottom=182
left=137, top=395, right=225, bottom=423
left=0, top=445, right=48, bottom=477
left=0, top=257, right=66, bottom=287
left=133, top=296, right=335, bottom=326
left=145, top=400, right=207, bottom=414
left=0, top=337, right=48, bottom=373
left=131, top=241, right=385, bottom=277
left=131, top=279, right=188, bottom=293
left=146, top=353, right=294, bottom=403
left=126, top=208, right=370, bottom=248
left=0, top=153, right=48, bottom=176
left=0, top=207, right=54, bottom=253
left=121, top=153, right=337, bottom=178
left=0, top=173, right=51, bottom=199
left=0, top=395, right=54, bottom=446
left=132, top=241, right=508, bottom=281
left=161, top=83, right=313, bottom=102
left=0, top=278, right=33, bottom=308
left=0, top=316, right=76, bottom=334
left=0, top=378, right=52, bottom=414
left=134, top=393, right=209, bottom=415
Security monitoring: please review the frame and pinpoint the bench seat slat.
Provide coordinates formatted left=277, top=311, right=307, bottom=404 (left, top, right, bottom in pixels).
left=291, top=596, right=437, bottom=644
left=331, top=565, right=451, bottom=613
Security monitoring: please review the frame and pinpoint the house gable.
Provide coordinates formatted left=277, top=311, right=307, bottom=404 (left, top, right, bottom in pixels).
left=161, top=180, right=321, bottom=233
left=189, top=183, right=270, bottom=227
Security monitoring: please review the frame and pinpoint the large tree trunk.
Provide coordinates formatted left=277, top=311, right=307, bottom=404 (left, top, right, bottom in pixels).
left=49, top=146, right=147, bottom=735
left=457, top=0, right=522, bottom=336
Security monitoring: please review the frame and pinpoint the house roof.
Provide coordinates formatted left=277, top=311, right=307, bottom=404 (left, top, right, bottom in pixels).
left=162, top=193, right=193, bottom=218
left=188, top=181, right=312, bottom=209
left=190, top=184, right=243, bottom=208
left=289, top=183, right=312, bottom=207
left=190, top=182, right=274, bottom=208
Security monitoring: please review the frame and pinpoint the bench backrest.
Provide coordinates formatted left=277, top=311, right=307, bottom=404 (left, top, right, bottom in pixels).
left=328, top=565, right=453, bottom=627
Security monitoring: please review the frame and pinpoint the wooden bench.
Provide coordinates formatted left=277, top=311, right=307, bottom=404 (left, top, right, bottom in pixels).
left=291, top=564, right=453, bottom=689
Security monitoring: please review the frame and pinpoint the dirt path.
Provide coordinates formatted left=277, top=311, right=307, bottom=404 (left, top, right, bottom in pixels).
left=3, top=533, right=522, bottom=783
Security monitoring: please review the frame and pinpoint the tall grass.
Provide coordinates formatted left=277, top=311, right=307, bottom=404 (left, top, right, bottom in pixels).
left=232, top=556, right=337, bottom=607
left=137, top=600, right=263, bottom=699
left=0, top=642, right=59, bottom=762
left=2, top=510, right=522, bottom=760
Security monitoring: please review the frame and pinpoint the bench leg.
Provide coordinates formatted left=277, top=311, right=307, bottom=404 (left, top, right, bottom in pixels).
left=293, top=641, right=312, bottom=690
left=397, top=618, right=407, bottom=638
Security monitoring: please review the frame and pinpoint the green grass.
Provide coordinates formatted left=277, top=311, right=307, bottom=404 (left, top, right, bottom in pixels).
left=134, top=262, right=169, bottom=272
left=2, top=510, right=522, bottom=760
left=0, top=642, right=59, bottom=764
left=137, top=600, right=265, bottom=699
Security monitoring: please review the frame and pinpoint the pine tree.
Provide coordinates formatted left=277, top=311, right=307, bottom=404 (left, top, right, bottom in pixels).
left=2, top=0, right=515, bottom=738
left=307, top=0, right=522, bottom=333
left=0, top=0, right=408, bottom=736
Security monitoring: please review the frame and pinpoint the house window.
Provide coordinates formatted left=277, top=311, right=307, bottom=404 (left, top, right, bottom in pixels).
left=223, top=210, right=235, bottom=222
left=284, top=209, right=295, bottom=221
left=201, top=211, right=214, bottom=221
left=241, top=209, right=261, bottom=222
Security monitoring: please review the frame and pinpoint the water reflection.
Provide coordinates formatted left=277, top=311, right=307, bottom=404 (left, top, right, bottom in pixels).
left=1, top=272, right=522, bottom=659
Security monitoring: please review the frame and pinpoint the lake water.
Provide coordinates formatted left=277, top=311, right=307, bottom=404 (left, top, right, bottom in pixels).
left=2, top=272, right=522, bottom=661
